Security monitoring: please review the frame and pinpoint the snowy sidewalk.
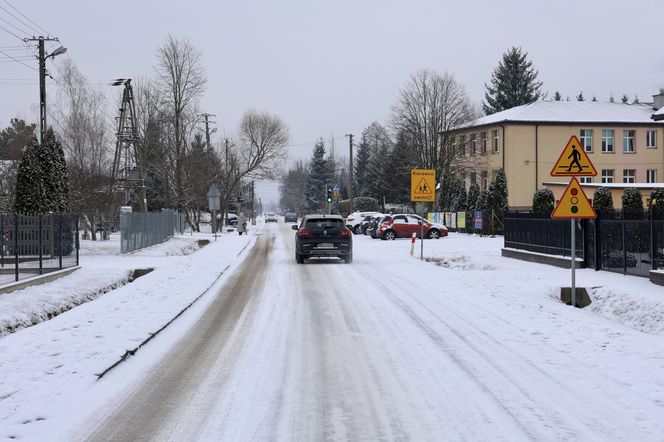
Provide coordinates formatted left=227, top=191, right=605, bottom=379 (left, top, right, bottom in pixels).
left=0, top=226, right=260, bottom=439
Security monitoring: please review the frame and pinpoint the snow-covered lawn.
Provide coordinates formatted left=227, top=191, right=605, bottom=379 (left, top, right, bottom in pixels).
left=1, top=226, right=663, bottom=440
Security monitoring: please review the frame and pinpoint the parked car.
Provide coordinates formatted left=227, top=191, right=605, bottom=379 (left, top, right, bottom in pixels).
left=265, top=212, right=278, bottom=223
left=346, top=211, right=382, bottom=234
left=284, top=212, right=298, bottom=223
left=292, top=214, right=353, bottom=264
left=217, top=213, right=238, bottom=226
left=377, top=214, right=448, bottom=240
left=367, top=215, right=389, bottom=238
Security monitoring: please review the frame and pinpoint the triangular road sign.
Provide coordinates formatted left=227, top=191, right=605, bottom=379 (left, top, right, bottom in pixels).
left=551, top=177, right=597, bottom=219
left=551, top=135, right=598, bottom=176
left=414, top=177, right=433, bottom=195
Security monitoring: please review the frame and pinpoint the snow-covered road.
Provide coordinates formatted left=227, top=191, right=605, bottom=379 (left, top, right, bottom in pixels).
left=78, top=222, right=664, bottom=441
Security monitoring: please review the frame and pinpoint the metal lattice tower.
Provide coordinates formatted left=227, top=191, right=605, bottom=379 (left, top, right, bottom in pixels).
left=109, top=79, right=147, bottom=212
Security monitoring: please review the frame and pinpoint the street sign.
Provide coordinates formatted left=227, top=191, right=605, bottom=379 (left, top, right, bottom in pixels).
left=410, top=169, right=436, bottom=202
left=331, top=183, right=340, bottom=192
left=551, top=135, right=598, bottom=177
left=551, top=177, right=596, bottom=219
left=207, top=184, right=220, bottom=211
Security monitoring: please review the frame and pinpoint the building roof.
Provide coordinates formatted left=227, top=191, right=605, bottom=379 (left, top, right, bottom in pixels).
left=452, top=101, right=664, bottom=131
left=652, top=106, right=664, bottom=121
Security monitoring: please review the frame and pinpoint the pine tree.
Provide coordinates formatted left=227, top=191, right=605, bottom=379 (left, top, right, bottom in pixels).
left=14, top=136, right=46, bottom=214
left=467, top=182, right=480, bottom=211
left=576, top=91, right=585, bottom=101
left=305, top=139, right=329, bottom=212
left=622, top=188, right=643, bottom=213
left=489, top=169, right=508, bottom=223
left=532, top=188, right=554, bottom=213
left=354, top=136, right=371, bottom=197
left=42, top=128, right=70, bottom=212
left=554, top=91, right=562, bottom=101
left=453, top=180, right=467, bottom=211
left=650, top=188, right=664, bottom=212
left=477, top=188, right=492, bottom=212
left=383, top=132, right=415, bottom=204
left=483, top=47, right=542, bottom=115
left=0, top=118, right=37, bottom=160
left=632, top=95, right=640, bottom=104
left=592, top=187, right=614, bottom=216
left=621, top=94, right=629, bottom=104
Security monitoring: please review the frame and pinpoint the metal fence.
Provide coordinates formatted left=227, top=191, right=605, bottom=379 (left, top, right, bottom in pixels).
left=0, top=214, right=79, bottom=286
left=504, top=210, right=664, bottom=277
left=430, top=211, right=497, bottom=236
left=120, top=209, right=186, bottom=254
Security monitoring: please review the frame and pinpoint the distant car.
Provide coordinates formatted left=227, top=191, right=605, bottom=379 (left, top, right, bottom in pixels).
left=217, top=213, right=238, bottom=226
left=377, top=214, right=448, bottom=240
left=346, top=211, right=382, bottom=234
left=265, top=212, right=278, bottom=222
left=292, top=214, right=353, bottom=264
left=284, top=212, right=298, bottom=223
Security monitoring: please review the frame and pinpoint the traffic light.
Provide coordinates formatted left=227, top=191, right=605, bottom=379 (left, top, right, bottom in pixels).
left=326, top=187, right=332, bottom=202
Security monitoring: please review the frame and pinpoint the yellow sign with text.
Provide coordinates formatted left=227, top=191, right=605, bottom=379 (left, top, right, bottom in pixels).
left=410, top=169, right=436, bottom=202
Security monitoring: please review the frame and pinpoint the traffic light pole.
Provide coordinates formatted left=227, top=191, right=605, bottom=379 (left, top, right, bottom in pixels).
left=571, top=219, right=576, bottom=307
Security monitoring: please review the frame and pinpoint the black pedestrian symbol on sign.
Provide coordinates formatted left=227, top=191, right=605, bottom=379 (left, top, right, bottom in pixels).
left=415, top=178, right=432, bottom=194
left=566, top=145, right=583, bottom=172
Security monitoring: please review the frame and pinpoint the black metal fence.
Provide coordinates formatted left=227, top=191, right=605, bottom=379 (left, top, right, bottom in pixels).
left=504, top=210, right=664, bottom=277
left=0, top=214, right=80, bottom=286
left=120, top=209, right=185, bottom=254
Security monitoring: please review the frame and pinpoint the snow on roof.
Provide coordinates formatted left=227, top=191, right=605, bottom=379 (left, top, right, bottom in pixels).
left=455, top=101, right=664, bottom=130
left=652, top=106, right=664, bottom=120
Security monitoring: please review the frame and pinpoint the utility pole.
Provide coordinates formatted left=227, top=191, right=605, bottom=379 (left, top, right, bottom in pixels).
left=345, top=134, right=354, bottom=214
left=200, top=113, right=216, bottom=149
left=251, top=180, right=256, bottom=224
left=25, top=36, right=64, bottom=143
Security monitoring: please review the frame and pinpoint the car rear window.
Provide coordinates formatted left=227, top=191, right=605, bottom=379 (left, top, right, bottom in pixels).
left=305, top=218, right=345, bottom=229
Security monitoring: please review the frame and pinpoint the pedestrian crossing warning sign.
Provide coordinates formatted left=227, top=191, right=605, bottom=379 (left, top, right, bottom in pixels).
left=410, top=169, right=436, bottom=202
left=551, top=135, right=597, bottom=177
left=551, top=177, right=597, bottom=219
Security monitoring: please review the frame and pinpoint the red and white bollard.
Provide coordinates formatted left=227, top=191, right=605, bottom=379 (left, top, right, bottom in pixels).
left=410, top=232, right=417, bottom=256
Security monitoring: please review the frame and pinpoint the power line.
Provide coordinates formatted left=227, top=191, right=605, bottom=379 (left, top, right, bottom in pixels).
left=0, top=22, right=24, bottom=41
left=0, top=4, right=44, bottom=36
left=0, top=14, right=30, bottom=37
left=0, top=47, right=36, bottom=71
left=1, top=0, right=50, bottom=36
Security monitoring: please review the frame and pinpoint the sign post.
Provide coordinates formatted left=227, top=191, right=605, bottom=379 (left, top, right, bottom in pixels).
left=410, top=169, right=435, bottom=260
left=550, top=137, right=598, bottom=307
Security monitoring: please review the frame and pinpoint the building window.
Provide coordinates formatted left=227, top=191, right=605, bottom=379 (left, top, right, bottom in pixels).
left=601, top=129, right=614, bottom=153
left=492, top=129, right=499, bottom=153
left=647, top=169, right=657, bottom=183
left=579, top=177, right=593, bottom=184
left=647, top=130, right=657, bottom=148
left=580, top=129, right=593, bottom=152
left=481, top=132, right=487, bottom=155
left=471, top=134, right=477, bottom=155
left=602, top=169, right=614, bottom=183
left=623, top=130, right=635, bottom=153
left=623, top=169, right=636, bottom=183
left=470, top=171, right=477, bottom=185
left=459, top=135, right=466, bottom=156
left=481, top=171, right=488, bottom=190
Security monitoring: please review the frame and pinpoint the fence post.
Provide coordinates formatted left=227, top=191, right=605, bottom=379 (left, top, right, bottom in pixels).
left=58, top=216, right=63, bottom=270
left=594, top=214, right=601, bottom=271
left=621, top=211, right=626, bottom=275
left=14, top=214, right=19, bottom=282
left=76, top=216, right=80, bottom=267
left=1, top=215, right=4, bottom=268
left=39, top=215, right=43, bottom=275
left=650, top=209, right=655, bottom=271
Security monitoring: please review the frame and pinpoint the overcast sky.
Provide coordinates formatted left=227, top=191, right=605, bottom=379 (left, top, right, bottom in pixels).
left=1, top=0, right=663, bottom=206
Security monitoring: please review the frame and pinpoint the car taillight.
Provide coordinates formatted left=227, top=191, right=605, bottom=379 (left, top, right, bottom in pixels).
left=339, top=229, right=351, bottom=237
left=297, top=229, right=312, bottom=237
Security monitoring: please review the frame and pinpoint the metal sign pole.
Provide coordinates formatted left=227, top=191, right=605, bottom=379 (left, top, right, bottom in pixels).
left=571, top=218, right=576, bottom=307
left=420, top=208, right=425, bottom=260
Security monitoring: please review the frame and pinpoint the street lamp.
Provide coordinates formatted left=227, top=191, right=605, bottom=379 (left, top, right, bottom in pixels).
left=47, top=46, right=67, bottom=59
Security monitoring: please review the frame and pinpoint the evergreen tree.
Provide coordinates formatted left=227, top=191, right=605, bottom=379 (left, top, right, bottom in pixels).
left=609, top=94, right=615, bottom=103
left=305, top=139, right=329, bottom=212
left=483, top=47, right=542, bottom=115
left=532, top=188, right=554, bottom=213
left=383, top=132, right=415, bottom=204
left=0, top=118, right=36, bottom=160
left=467, top=182, right=480, bottom=211
left=554, top=91, right=562, bottom=101
left=592, top=187, right=614, bottom=216
left=622, top=188, right=643, bottom=213
left=650, top=188, right=664, bottom=212
left=14, top=136, right=46, bottom=214
left=453, top=180, right=467, bottom=211
left=632, top=95, right=640, bottom=104
left=576, top=91, right=585, bottom=101
left=42, top=128, right=70, bottom=212
left=477, top=188, right=492, bottom=212
left=489, top=169, right=508, bottom=223
left=621, top=94, right=629, bottom=104
left=354, top=135, right=371, bottom=197
left=439, top=172, right=454, bottom=211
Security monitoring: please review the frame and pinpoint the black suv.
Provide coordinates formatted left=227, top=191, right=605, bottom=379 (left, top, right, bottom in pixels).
left=292, top=215, right=353, bottom=264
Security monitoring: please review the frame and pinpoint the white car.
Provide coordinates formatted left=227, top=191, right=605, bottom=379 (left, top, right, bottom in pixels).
left=265, top=212, right=278, bottom=223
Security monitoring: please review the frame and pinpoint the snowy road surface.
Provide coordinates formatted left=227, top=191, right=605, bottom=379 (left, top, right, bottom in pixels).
left=78, top=223, right=664, bottom=441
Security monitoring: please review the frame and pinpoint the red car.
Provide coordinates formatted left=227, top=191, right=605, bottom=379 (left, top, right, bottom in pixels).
left=377, top=214, right=448, bottom=240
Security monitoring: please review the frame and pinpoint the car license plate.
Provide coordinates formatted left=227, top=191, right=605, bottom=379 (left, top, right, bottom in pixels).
left=317, top=243, right=334, bottom=249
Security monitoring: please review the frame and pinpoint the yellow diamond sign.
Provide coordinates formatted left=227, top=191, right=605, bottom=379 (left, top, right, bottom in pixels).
left=551, top=177, right=597, bottom=219
left=410, top=169, right=435, bottom=202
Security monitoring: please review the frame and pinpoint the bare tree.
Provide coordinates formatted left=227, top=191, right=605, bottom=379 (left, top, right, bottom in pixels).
left=54, top=59, right=113, bottom=239
left=391, top=69, right=475, bottom=179
left=156, top=35, right=207, bottom=211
